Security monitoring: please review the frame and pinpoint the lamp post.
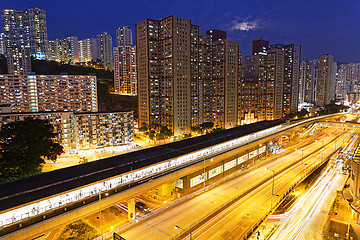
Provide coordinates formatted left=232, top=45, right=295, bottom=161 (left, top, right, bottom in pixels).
left=97, top=190, right=109, bottom=240
left=175, top=225, right=192, bottom=240
left=145, top=223, right=171, bottom=237
left=203, top=157, right=206, bottom=189
left=98, top=190, right=103, bottom=240
left=265, top=168, right=275, bottom=211
left=301, top=149, right=304, bottom=165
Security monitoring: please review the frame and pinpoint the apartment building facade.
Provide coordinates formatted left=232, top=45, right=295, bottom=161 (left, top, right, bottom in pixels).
left=270, top=44, right=301, bottom=115
left=6, top=47, right=32, bottom=75
left=239, top=41, right=286, bottom=124
left=0, top=111, right=134, bottom=153
left=113, top=45, right=137, bottom=95
left=299, top=60, right=316, bottom=104
left=78, top=38, right=98, bottom=62
left=116, top=26, right=133, bottom=46
left=136, top=16, right=240, bottom=136
left=316, top=54, right=334, bottom=106
left=0, top=74, right=97, bottom=113
left=2, top=8, right=48, bottom=59
left=97, top=32, right=113, bottom=70
left=53, top=36, right=79, bottom=63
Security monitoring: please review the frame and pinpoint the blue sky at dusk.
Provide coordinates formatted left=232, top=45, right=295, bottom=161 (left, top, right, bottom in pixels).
left=2, top=0, right=360, bottom=62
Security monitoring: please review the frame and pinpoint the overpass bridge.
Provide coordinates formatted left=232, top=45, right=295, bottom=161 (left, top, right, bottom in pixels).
left=0, top=114, right=346, bottom=239
left=318, top=121, right=360, bottom=129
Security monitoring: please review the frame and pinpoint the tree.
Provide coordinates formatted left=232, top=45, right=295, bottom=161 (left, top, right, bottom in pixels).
left=0, top=118, right=63, bottom=182
left=59, top=220, right=99, bottom=240
left=158, top=126, right=172, bottom=139
left=298, top=108, right=309, bottom=118
left=211, top=125, right=224, bottom=133
left=200, top=122, right=214, bottom=133
left=149, top=130, right=156, bottom=139
left=191, top=125, right=202, bottom=134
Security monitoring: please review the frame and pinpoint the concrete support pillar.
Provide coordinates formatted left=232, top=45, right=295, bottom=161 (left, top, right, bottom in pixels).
left=157, top=180, right=176, bottom=197
left=290, top=131, right=295, bottom=140
left=127, top=198, right=135, bottom=221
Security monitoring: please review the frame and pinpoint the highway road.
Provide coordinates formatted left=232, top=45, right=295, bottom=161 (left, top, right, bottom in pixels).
left=113, top=127, right=352, bottom=240
left=267, top=135, right=357, bottom=240
left=187, top=128, right=354, bottom=240
left=268, top=157, right=347, bottom=240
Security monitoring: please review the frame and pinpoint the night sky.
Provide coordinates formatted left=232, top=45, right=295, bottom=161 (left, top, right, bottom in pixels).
left=2, top=0, right=360, bottom=62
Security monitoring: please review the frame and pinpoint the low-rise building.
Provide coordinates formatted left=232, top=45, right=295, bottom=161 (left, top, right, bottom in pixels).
left=0, top=74, right=97, bottom=113
left=0, top=111, right=134, bottom=153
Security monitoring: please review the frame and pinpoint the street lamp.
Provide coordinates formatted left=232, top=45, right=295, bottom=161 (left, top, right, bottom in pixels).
left=175, top=225, right=192, bottom=240
left=265, top=168, right=275, bottom=211
left=322, top=141, right=324, bottom=162
left=203, top=157, right=206, bottom=189
left=97, top=191, right=109, bottom=240
left=301, top=150, right=304, bottom=164
left=98, top=190, right=103, bottom=240
left=144, top=223, right=171, bottom=237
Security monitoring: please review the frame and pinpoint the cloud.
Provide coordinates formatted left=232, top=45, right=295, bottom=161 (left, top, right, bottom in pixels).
left=231, top=20, right=259, bottom=31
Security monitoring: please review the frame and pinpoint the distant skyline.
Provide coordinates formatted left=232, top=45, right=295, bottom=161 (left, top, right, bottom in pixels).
left=2, top=0, right=360, bottom=62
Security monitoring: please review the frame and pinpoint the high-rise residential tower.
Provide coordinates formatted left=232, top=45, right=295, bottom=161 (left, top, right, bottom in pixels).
left=336, top=64, right=347, bottom=103
left=136, top=16, right=194, bottom=135
left=252, top=38, right=269, bottom=55
left=2, top=8, right=48, bottom=59
left=299, top=60, right=316, bottom=104
left=6, top=47, right=31, bottom=75
left=47, top=40, right=56, bottom=61
left=206, top=29, right=239, bottom=129
left=265, top=48, right=285, bottom=120
left=336, top=63, right=360, bottom=103
left=270, top=44, right=301, bottom=115
left=116, top=26, right=133, bottom=46
left=97, top=32, right=113, bottom=70
left=54, top=36, right=79, bottom=63
left=136, top=16, right=240, bottom=135
left=239, top=54, right=264, bottom=124
left=113, top=45, right=137, bottom=95
left=316, top=54, right=334, bottom=106
left=78, top=38, right=98, bottom=62
left=0, top=33, right=5, bottom=55
left=239, top=43, right=284, bottom=124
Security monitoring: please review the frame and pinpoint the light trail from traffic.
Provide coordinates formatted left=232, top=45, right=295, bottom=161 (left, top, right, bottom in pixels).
left=188, top=128, right=352, bottom=240
left=115, top=127, right=351, bottom=240
left=268, top=133, right=357, bottom=240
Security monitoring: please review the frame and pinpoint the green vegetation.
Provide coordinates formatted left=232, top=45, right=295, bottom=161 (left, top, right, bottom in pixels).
left=58, top=220, right=99, bottom=240
left=275, top=194, right=295, bottom=213
left=317, top=103, right=349, bottom=116
left=0, top=56, right=113, bottom=79
left=139, top=123, right=172, bottom=140
left=191, top=122, right=224, bottom=135
left=31, top=59, right=113, bottom=80
left=97, top=81, right=138, bottom=119
left=286, top=103, right=348, bottom=121
left=0, top=118, right=63, bottom=182
left=286, top=108, right=310, bottom=120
